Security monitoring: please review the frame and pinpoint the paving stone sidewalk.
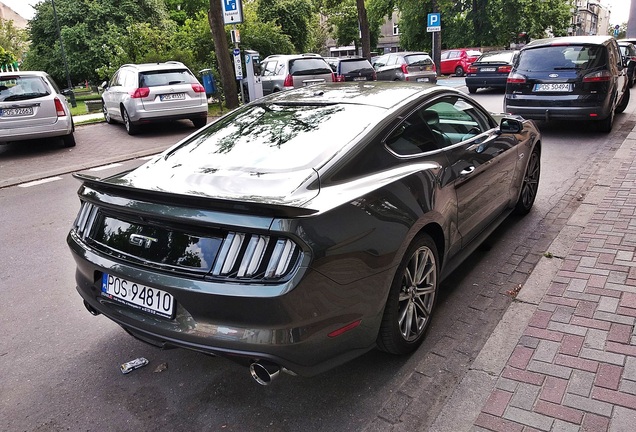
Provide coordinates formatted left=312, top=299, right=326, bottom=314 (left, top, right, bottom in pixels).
left=430, top=126, right=636, bottom=432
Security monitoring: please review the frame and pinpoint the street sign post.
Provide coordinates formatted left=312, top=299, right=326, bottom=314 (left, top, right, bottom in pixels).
left=222, top=0, right=244, bottom=25
left=233, top=48, right=243, bottom=80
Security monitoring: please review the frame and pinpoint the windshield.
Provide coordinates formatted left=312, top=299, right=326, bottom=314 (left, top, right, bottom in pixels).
left=477, top=51, right=516, bottom=63
left=158, top=102, right=385, bottom=172
left=340, top=60, right=373, bottom=73
left=0, top=76, right=51, bottom=102
left=518, top=45, right=607, bottom=71
left=289, top=58, right=332, bottom=76
left=405, top=55, right=433, bottom=66
left=140, top=69, right=195, bottom=87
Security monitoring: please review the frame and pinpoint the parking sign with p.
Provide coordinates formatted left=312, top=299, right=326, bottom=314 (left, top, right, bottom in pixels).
left=427, top=13, right=441, bottom=32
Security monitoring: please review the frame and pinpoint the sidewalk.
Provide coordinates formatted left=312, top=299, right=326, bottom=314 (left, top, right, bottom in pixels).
left=432, top=125, right=636, bottom=432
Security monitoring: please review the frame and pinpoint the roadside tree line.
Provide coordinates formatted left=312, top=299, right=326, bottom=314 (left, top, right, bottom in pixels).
left=5, top=0, right=576, bottom=108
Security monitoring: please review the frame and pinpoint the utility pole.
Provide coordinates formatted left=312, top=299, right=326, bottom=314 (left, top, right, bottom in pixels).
left=51, top=0, right=76, bottom=107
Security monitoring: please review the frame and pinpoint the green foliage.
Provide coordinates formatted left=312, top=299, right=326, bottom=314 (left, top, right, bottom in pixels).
left=165, top=0, right=209, bottom=25
left=0, top=19, right=29, bottom=62
left=257, top=0, right=314, bottom=52
left=395, top=0, right=572, bottom=50
left=238, top=3, right=295, bottom=58
left=23, top=0, right=173, bottom=85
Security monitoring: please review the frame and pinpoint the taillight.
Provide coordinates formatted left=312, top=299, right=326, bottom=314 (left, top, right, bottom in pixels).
left=130, top=87, right=150, bottom=98
left=283, top=74, right=294, bottom=87
left=54, top=97, right=66, bottom=117
left=431, top=63, right=436, bottom=72
left=335, top=74, right=345, bottom=82
left=372, top=71, right=377, bottom=80
left=401, top=64, right=409, bottom=76
left=468, top=66, right=477, bottom=74
left=583, top=70, right=612, bottom=82
left=331, top=72, right=336, bottom=82
left=498, top=65, right=512, bottom=73
left=507, top=73, right=526, bottom=84
left=191, top=83, right=205, bottom=93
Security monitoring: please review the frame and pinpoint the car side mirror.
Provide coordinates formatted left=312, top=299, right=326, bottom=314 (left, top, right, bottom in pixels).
left=101, top=80, right=108, bottom=89
left=499, top=117, right=524, bottom=134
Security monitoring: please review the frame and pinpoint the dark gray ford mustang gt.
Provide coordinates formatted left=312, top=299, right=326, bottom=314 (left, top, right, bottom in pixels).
left=68, top=82, right=541, bottom=384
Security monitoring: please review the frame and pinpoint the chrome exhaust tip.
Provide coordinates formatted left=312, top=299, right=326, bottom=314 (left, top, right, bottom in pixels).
left=249, top=361, right=281, bottom=385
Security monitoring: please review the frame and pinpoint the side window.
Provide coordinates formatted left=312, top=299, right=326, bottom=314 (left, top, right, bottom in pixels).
left=425, top=96, right=492, bottom=144
left=449, top=51, right=460, bottom=59
left=262, top=61, right=277, bottom=76
left=441, top=52, right=449, bottom=60
left=111, top=71, right=121, bottom=86
left=387, top=55, right=397, bottom=66
left=385, top=107, right=443, bottom=156
left=373, top=55, right=388, bottom=68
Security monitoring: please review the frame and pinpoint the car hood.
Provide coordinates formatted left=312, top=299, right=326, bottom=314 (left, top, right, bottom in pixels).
left=99, top=156, right=321, bottom=209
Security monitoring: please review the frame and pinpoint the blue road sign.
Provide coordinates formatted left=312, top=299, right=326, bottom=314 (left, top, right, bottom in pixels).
left=427, top=13, right=441, bottom=32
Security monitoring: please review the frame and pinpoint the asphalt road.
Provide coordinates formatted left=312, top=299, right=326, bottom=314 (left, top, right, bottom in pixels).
left=1, top=86, right=635, bottom=431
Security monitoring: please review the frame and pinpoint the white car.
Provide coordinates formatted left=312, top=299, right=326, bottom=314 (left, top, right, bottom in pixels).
left=0, top=71, right=75, bottom=147
left=101, top=61, right=208, bottom=135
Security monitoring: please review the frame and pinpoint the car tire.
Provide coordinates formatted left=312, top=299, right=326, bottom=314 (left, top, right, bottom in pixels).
left=513, top=146, right=540, bottom=215
left=122, top=108, right=138, bottom=135
left=616, top=87, right=630, bottom=114
left=455, top=66, right=464, bottom=77
left=598, top=108, right=614, bottom=133
left=192, top=117, right=207, bottom=128
left=377, top=233, right=438, bottom=355
left=62, top=132, right=76, bottom=148
left=103, top=101, right=114, bottom=124
left=467, top=86, right=478, bottom=94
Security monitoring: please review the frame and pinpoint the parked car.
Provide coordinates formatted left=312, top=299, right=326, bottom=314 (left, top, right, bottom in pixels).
left=504, top=35, right=629, bottom=133
left=259, top=54, right=334, bottom=95
left=0, top=71, right=75, bottom=147
left=324, top=56, right=376, bottom=82
left=618, top=41, right=636, bottom=87
left=101, top=61, right=208, bottom=135
left=440, top=49, right=482, bottom=77
left=68, top=81, right=541, bottom=384
left=465, top=50, right=519, bottom=93
left=372, top=52, right=437, bottom=83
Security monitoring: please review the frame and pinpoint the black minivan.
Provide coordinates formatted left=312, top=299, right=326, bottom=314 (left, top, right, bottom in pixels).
left=504, top=35, right=629, bottom=133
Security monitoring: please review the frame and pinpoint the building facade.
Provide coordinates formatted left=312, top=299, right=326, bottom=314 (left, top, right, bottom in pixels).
left=569, top=0, right=611, bottom=36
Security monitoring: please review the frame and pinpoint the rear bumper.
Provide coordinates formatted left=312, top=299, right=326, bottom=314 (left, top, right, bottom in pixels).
left=0, top=117, right=73, bottom=142
left=465, top=76, right=507, bottom=89
left=504, top=94, right=612, bottom=121
left=129, top=104, right=208, bottom=124
left=68, top=232, right=387, bottom=377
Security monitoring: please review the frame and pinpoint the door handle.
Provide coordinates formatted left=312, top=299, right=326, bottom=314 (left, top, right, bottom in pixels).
left=460, top=166, right=475, bottom=175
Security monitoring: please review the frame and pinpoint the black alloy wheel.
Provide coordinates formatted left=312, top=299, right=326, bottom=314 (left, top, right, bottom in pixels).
left=513, top=146, right=540, bottom=215
left=455, top=66, right=464, bottom=77
left=377, top=234, right=439, bottom=355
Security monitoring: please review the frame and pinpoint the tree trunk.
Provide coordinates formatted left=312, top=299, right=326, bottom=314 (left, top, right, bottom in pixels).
left=208, top=1, right=239, bottom=109
left=356, top=0, right=371, bottom=60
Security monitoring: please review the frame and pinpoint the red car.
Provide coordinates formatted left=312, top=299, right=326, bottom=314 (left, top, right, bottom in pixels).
left=440, top=49, right=482, bottom=77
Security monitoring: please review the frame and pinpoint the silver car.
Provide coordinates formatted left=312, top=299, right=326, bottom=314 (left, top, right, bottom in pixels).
left=0, top=71, right=75, bottom=147
left=101, top=61, right=208, bottom=135
left=260, top=54, right=334, bottom=95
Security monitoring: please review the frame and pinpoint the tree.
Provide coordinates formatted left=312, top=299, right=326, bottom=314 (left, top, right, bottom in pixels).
left=208, top=0, right=239, bottom=109
left=23, top=0, right=172, bottom=85
left=0, top=19, right=29, bottom=63
left=257, top=0, right=314, bottom=53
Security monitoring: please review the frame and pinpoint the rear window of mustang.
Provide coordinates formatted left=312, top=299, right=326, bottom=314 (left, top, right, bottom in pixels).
left=161, top=102, right=385, bottom=171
